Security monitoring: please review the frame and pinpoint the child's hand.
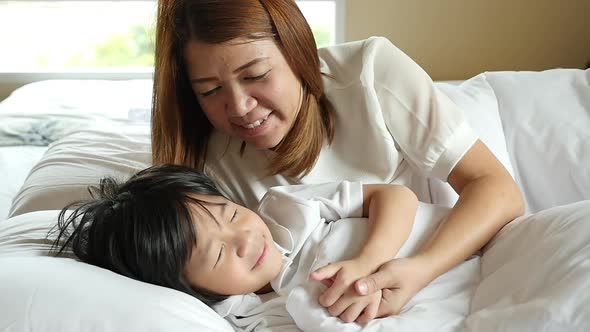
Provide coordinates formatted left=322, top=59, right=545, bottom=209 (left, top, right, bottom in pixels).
left=329, top=286, right=383, bottom=324
left=310, top=259, right=380, bottom=323
left=314, top=277, right=382, bottom=323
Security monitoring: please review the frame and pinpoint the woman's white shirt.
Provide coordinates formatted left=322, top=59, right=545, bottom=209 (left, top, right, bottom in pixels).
left=204, top=36, right=477, bottom=208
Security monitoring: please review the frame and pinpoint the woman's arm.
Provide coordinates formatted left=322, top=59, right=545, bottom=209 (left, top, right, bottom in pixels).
left=355, top=140, right=525, bottom=315
left=417, top=140, right=524, bottom=279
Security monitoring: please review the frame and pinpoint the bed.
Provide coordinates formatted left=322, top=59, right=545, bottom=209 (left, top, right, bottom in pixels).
left=0, top=68, right=589, bottom=331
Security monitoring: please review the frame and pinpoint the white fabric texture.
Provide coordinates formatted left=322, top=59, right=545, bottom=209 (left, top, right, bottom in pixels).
left=0, top=146, right=46, bottom=220
left=484, top=69, right=590, bottom=213
left=464, top=200, right=590, bottom=331
left=0, top=210, right=234, bottom=332
left=264, top=182, right=364, bottom=296
left=204, top=36, right=478, bottom=209
left=214, top=181, right=480, bottom=332
left=8, top=126, right=151, bottom=218
left=0, top=79, right=152, bottom=121
left=292, top=204, right=478, bottom=332
left=0, top=79, right=152, bottom=146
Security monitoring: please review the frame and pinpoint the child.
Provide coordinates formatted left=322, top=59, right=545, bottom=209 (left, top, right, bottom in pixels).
left=52, top=163, right=419, bottom=325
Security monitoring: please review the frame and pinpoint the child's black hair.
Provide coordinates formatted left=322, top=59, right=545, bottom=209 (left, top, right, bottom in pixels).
left=50, top=163, right=229, bottom=306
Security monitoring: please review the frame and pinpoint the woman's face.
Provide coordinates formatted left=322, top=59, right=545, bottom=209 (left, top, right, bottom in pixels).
left=184, top=38, right=303, bottom=149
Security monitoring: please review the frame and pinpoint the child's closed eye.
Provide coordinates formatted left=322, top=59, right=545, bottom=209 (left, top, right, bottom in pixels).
left=214, top=244, right=224, bottom=268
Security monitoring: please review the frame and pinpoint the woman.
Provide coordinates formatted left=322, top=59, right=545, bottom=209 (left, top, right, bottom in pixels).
left=151, top=0, right=524, bottom=323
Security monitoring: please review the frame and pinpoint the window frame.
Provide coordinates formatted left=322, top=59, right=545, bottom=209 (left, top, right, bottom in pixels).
left=0, top=0, right=346, bottom=85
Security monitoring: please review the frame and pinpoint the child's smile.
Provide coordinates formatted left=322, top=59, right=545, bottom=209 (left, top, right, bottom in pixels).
left=184, top=194, right=283, bottom=295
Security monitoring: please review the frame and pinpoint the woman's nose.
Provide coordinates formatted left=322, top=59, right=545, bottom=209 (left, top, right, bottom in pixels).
left=225, top=85, right=257, bottom=117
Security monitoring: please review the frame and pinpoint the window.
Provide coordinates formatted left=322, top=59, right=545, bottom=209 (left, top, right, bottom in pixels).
left=297, top=0, right=341, bottom=48
left=0, top=0, right=344, bottom=75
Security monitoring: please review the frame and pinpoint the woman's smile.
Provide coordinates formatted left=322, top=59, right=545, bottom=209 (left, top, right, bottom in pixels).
left=234, top=112, right=273, bottom=138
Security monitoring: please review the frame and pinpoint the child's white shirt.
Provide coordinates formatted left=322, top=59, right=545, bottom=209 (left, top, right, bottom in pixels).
left=260, top=181, right=364, bottom=296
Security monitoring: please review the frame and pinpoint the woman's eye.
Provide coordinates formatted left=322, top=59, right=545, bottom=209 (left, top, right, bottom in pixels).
left=230, top=210, right=238, bottom=222
left=245, top=70, right=271, bottom=81
left=200, top=86, right=220, bottom=97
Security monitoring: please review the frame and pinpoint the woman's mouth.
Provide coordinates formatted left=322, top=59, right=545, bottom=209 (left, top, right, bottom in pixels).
left=242, top=113, right=270, bottom=129
left=241, top=113, right=270, bottom=129
left=236, top=112, right=272, bottom=137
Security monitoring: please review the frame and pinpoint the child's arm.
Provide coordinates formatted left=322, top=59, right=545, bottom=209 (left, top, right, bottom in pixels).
left=357, top=184, right=418, bottom=269
left=310, top=184, right=418, bottom=323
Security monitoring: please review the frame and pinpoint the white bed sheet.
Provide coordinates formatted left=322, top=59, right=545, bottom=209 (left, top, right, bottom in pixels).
left=0, top=146, right=47, bottom=220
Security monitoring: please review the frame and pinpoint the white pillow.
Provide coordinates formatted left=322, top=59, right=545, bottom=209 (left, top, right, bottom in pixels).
left=464, top=200, right=590, bottom=331
left=0, top=210, right=233, bottom=332
left=430, top=74, right=515, bottom=207
left=0, top=80, right=152, bottom=148
left=0, top=79, right=152, bottom=121
left=8, top=126, right=151, bottom=218
left=484, top=69, right=590, bottom=213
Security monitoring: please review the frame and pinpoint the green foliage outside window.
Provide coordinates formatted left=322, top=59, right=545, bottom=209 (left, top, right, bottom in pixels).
left=35, top=25, right=331, bottom=68
left=312, top=27, right=331, bottom=48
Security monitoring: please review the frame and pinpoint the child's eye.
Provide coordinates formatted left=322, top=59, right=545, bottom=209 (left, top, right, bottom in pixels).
left=215, top=244, right=223, bottom=268
left=230, top=210, right=238, bottom=222
left=245, top=70, right=271, bottom=81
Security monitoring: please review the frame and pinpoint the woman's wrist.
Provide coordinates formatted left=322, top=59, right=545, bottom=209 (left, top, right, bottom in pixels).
left=409, top=253, right=441, bottom=285
left=354, top=250, right=390, bottom=273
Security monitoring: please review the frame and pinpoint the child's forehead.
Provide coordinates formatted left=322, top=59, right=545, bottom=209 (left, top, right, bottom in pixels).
left=187, top=192, right=226, bottom=203
left=187, top=193, right=227, bottom=207
left=186, top=194, right=228, bottom=220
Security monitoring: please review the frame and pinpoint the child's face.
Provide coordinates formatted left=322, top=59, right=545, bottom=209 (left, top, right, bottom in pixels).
left=184, top=195, right=283, bottom=295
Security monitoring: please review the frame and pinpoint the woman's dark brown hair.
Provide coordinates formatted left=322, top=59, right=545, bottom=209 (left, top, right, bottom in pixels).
left=151, top=0, right=335, bottom=177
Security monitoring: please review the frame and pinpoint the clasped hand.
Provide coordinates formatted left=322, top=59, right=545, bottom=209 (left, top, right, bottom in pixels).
left=310, top=257, right=431, bottom=324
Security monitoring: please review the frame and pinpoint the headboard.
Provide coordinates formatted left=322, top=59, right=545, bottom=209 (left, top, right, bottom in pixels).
left=345, top=0, right=590, bottom=80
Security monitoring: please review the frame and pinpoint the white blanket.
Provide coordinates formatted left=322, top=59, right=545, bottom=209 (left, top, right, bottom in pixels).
left=464, top=200, right=590, bottom=331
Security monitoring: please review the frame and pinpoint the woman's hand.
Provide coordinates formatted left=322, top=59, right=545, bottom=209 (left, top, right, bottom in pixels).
left=354, top=256, right=433, bottom=317
left=310, top=259, right=381, bottom=323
